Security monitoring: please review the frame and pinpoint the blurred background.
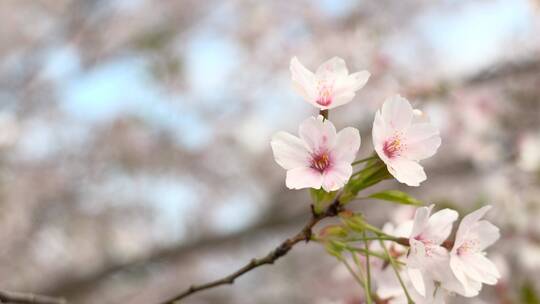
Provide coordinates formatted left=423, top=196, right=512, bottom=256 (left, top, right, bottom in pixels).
left=0, top=0, right=539, bottom=303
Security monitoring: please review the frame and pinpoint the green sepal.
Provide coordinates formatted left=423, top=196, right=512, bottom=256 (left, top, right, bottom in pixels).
left=318, top=224, right=349, bottom=240
left=339, top=211, right=366, bottom=233
left=324, top=240, right=347, bottom=258
left=310, top=188, right=337, bottom=214
left=341, top=159, right=392, bottom=204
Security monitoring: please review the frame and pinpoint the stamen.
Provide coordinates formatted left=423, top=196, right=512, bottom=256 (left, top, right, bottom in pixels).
left=311, top=152, right=331, bottom=173
left=383, top=136, right=404, bottom=159
left=457, top=239, right=479, bottom=256
left=316, top=83, right=333, bottom=106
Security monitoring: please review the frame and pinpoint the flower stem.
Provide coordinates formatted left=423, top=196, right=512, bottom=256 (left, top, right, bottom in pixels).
left=340, top=257, right=365, bottom=287
left=362, top=232, right=373, bottom=304
left=351, top=155, right=377, bottom=166
left=319, top=109, right=329, bottom=120
left=378, top=239, right=414, bottom=304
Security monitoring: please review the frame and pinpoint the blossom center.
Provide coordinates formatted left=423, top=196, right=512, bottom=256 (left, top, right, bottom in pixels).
left=316, top=84, right=333, bottom=106
left=311, top=151, right=331, bottom=173
left=457, top=239, right=479, bottom=256
left=383, top=137, right=403, bottom=159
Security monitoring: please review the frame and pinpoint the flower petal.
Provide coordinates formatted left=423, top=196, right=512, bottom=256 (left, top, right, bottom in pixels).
left=328, top=71, right=371, bottom=109
left=321, top=162, right=352, bottom=191
left=333, top=127, right=361, bottom=163
left=328, top=91, right=355, bottom=109
left=315, top=56, right=348, bottom=78
left=411, top=205, right=434, bottom=239
left=271, top=131, right=309, bottom=170
left=475, top=220, right=500, bottom=251
left=387, top=158, right=426, bottom=187
left=290, top=57, right=318, bottom=105
left=425, top=208, right=458, bottom=244
left=285, top=167, right=323, bottom=190
left=450, top=255, right=481, bottom=297
left=461, top=253, right=500, bottom=285
left=299, top=116, right=337, bottom=153
left=454, top=206, right=492, bottom=247
left=407, top=267, right=427, bottom=297
left=403, top=123, right=441, bottom=161
left=381, top=95, right=414, bottom=131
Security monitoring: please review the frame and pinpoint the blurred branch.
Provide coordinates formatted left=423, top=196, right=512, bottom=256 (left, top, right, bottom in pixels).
left=157, top=199, right=344, bottom=304
left=42, top=200, right=308, bottom=300
left=0, top=290, right=66, bottom=304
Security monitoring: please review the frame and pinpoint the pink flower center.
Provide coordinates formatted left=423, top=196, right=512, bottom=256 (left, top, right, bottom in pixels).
left=311, top=151, right=331, bottom=173
left=457, top=239, right=479, bottom=256
left=383, top=137, right=403, bottom=159
left=316, top=84, right=333, bottom=106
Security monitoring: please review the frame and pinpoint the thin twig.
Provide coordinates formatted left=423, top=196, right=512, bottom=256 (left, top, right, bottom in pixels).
left=158, top=198, right=344, bottom=304
left=0, top=290, right=66, bottom=304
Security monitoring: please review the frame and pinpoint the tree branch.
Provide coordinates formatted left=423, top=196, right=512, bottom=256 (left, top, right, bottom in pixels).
left=0, top=290, right=66, bottom=304
left=158, top=199, right=344, bottom=304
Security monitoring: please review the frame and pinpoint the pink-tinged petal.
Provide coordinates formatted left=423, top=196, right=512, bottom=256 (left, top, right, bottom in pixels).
left=285, top=167, right=323, bottom=190
left=299, top=116, right=337, bottom=153
left=387, top=158, right=426, bottom=187
left=450, top=255, right=470, bottom=292
left=403, top=136, right=441, bottom=161
left=454, top=206, right=492, bottom=247
left=475, top=220, right=500, bottom=251
left=461, top=253, right=500, bottom=285
left=333, top=127, right=361, bottom=163
left=321, top=162, right=352, bottom=191
left=449, top=255, right=481, bottom=297
left=425, top=208, right=458, bottom=244
left=347, top=70, right=371, bottom=91
left=381, top=95, right=414, bottom=131
left=403, top=123, right=441, bottom=161
left=290, top=57, right=318, bottom=105
left=407, top=267, right=426, bottom=296
left=328, top=71, right=370, bottom=109
left=315, top=56, right=348, bottom=78
left=328, top=91, right=355, bottom=109
left=411, top=205, right=434, bottom=239
left=271, top=131, right=310, bottom=170
left=372, top=111, right=388, bottom=158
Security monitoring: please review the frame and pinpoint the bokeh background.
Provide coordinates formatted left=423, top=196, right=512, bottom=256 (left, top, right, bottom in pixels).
left=1, top=0, right=540, bottom=303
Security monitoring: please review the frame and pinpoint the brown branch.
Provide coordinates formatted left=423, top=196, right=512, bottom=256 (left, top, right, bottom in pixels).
left=0, top=290, right=66, bottom=304
left=158, top=199, right=344, bottom=304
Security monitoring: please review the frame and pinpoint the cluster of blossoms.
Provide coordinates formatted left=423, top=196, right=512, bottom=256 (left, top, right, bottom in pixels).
left=271, top=57, right=500, bottom=303
left=371, top=205, right=500, bottom=303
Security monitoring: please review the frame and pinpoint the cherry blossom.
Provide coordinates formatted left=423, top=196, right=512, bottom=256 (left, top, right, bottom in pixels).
left=290, top=57, right=370, bottom=110
left=372, top=95, right=441, bottom=186
left=406, top=205, right=457, bottom=297
left=270, top=116, right=360, bottom=191
left=450, top=206, right=500, bottom=296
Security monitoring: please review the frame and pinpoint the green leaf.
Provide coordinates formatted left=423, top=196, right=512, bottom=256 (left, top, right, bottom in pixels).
left=368, top=190, right=423, bottom=206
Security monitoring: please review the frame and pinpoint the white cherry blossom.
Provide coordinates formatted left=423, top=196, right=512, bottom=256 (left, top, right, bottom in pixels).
left=450, top=206, right=501, bottom=296
left=290, top=57, right=370, bottom=110
left=372, top=95, right=441, bottom=186
left=271, top=116, right=360, bottom=191
left=406, top=205, right=458, bottom=297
